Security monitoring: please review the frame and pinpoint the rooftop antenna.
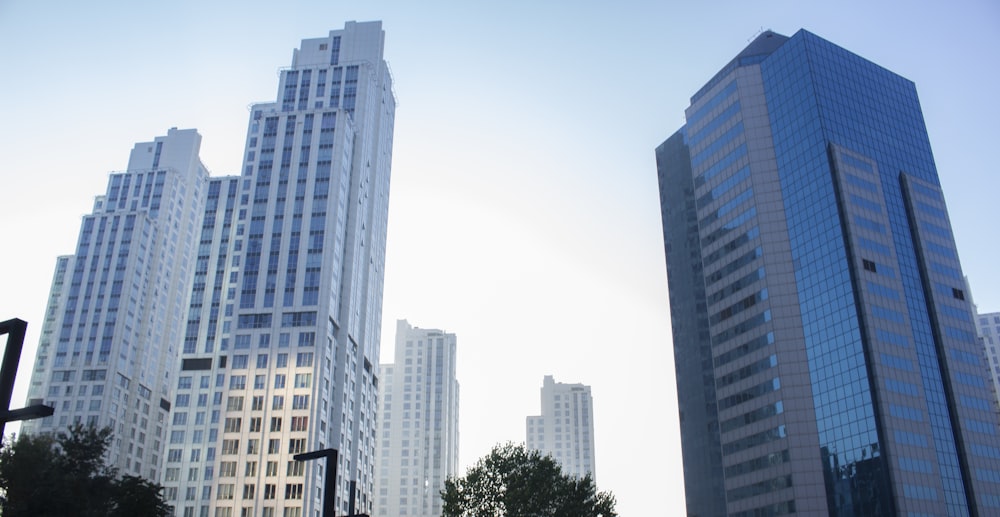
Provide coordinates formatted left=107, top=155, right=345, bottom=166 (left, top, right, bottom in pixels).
left=748, top=27, right=765, bottom=43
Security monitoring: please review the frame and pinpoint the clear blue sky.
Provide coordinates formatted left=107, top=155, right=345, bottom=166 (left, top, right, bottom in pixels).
left=1, top=1, right=998, bottom=514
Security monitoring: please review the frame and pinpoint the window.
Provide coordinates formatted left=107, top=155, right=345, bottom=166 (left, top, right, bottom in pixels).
left=246, top=439, right=259, bottom=454
left=266, top=461, right=279, bottom=476
left=227, top=396, right=244, bottom=411
left=252, top=396, right=265, bottom=411
left=249, top=417, right=262, bottom=432
left=287, top=461, right=304, bottom=476
left=273, top=396, right=284, bottom=410
left=863, top=259, right=877, bottom=272
left=292, top=395, right=309, bottom=409
left=224, top=418, right=242, bottom=433
left=270, top=417, right=283, bottom=432
left=268, top=439, right=281, bottom=454
left=288, top=438, right=305, bottom=454
left=294, top=373, right=311, bottom=388
left=290, top=416, right=308, bottom=432
left=245, top=461, right=257, bottom=476
left=953, top=288, right=966, bottom=300
left=232, top=354, right=249, bottom=369
left=295, top=353, right=313, bottom=367
left=285, top=483, right=303, bottom=500
left=243, top=485, right=255, bottom=500
left=217, top=484, right=234, bottom=500
left=220, top=461, right=238, bottom=477
left=222, top=440, right=240, bottom=455
left=264, top=484, right=277, bottom=499
left=274, top=375, right=286, bottom=389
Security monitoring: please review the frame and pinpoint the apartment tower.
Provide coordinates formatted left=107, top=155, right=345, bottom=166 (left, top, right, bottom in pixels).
left=161, top=21, right=395, bottom=517
left=975, top=311, right=1000, bottom=418
left=374, top=320, right=460, bottom=517
left=657, top=29, right=1000, bottom=516
left=22, top=128, right=209, bottom=482
left=525, top=375, right=596, bottom=480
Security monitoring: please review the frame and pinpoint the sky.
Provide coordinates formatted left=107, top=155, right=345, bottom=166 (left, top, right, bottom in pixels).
left=1, top=1, right=998, bottom=514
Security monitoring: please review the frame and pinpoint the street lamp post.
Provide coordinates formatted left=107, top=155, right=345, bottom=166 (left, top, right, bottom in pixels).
left=0, top=318, right=55, bottom=438
left=294, top=448, right=338, bottom=517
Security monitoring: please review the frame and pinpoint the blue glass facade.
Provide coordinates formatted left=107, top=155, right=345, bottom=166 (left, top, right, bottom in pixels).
left=658, top=30, right=1000, bottom=516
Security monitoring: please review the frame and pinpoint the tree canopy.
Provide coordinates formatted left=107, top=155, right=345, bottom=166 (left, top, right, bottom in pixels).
left=441, top=442, right=617, bottom=517
left=0, top=424, right=171, bottom=517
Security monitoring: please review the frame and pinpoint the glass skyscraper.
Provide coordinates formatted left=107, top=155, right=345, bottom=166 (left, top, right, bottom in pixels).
left=657, top=29, right=1000, bottom=516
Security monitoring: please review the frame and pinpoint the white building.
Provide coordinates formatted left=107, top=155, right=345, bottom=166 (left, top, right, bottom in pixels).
left=23, top=128, right=210, bottom=482
left=975, top=311, right=1000, bottom=415
left=161, top=21, right=395, bottom=517
left=525, top=375, right=596, bottom=480
left=375, top=320, right=460, bottom=517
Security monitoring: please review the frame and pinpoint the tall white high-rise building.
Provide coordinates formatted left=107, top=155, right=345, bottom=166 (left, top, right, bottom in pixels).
left=525, top=375, right=596, bottom=480
left=375, top=320, right=460, bottom=517
left=975, top=311, right=1000, bottom=416
left=161, top=21, right=395, bottom=517
left=22, top=128, right=210, bottom=482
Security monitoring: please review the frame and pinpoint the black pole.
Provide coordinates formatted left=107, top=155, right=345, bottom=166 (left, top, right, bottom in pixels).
left=294, top=448, right=338, bottom=517
left=0, top=318, right=28, bottom=438
left=348, top=480, right=357, bottom=515
left=0, top=319, right=55, bottom=441
left=325, top=449, right=338, bottom=517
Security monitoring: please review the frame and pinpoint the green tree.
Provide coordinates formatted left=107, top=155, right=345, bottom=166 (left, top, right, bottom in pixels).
left=441, top=442, right=617, bottom=517
left=111, top=475, right=172, bottom=517
left=0, top=424, right=170, bottom=517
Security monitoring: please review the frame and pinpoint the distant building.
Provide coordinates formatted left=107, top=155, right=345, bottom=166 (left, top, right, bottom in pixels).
left=375, top=320, right=460, bottom=517
left=657, top=29, right=1000, bottom=515
left=22, top=128, right=210, bottom=483
left=525, top=375, right=595, bottom=480
left=975, top=311, right=1000, bottom=414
